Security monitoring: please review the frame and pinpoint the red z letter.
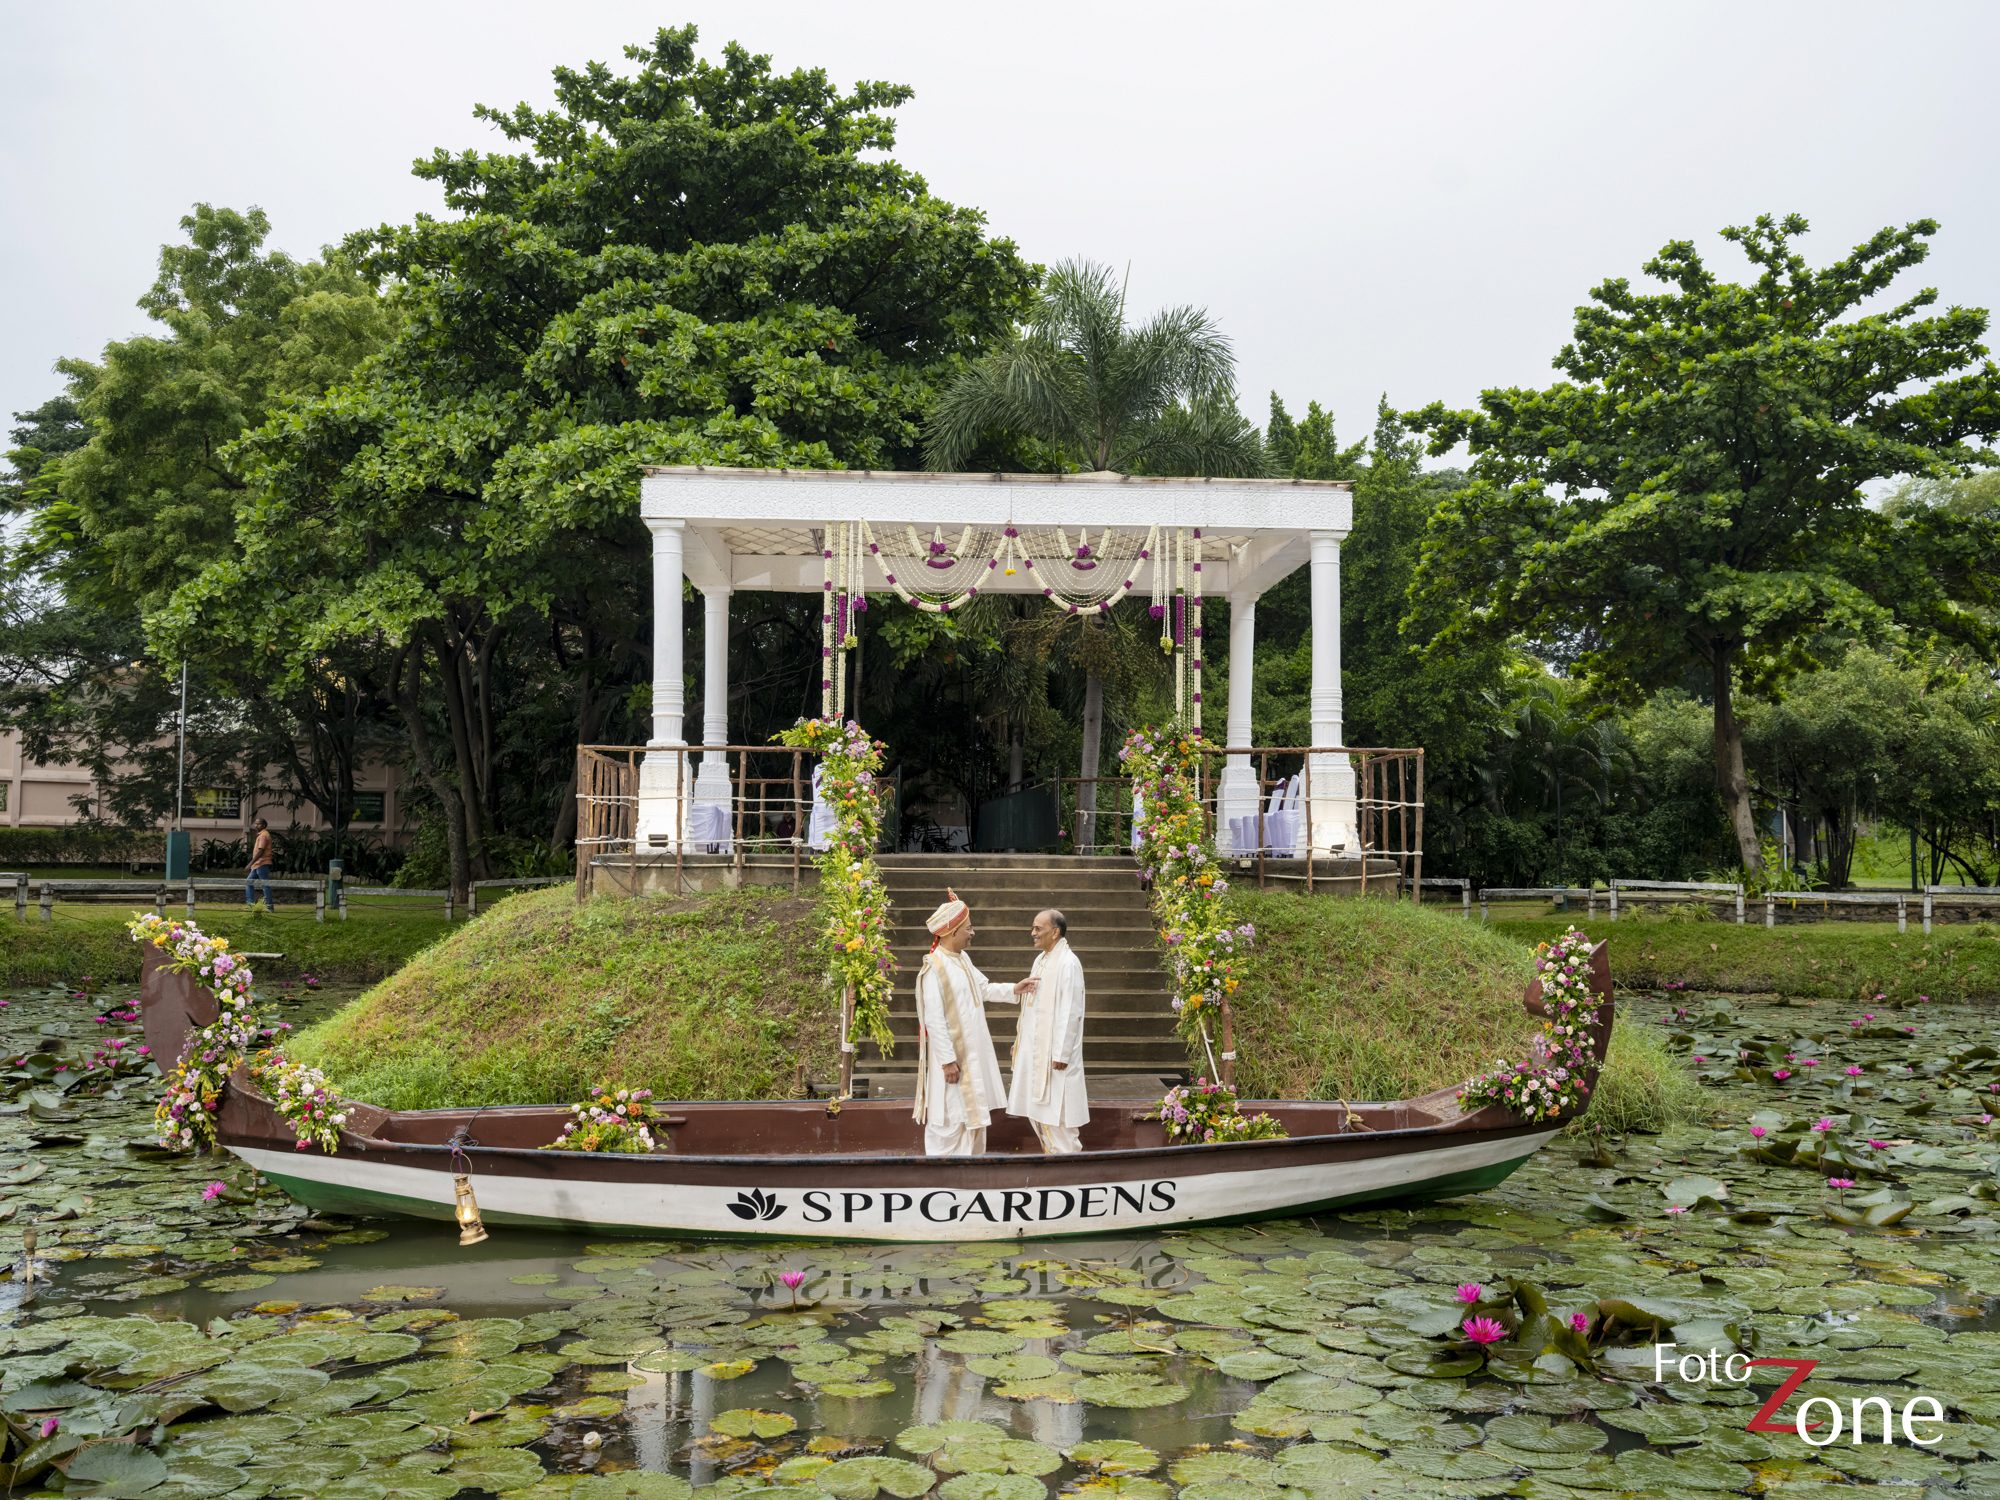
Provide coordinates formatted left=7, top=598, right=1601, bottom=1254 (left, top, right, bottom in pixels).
left=1745, top=1358, right=1821, bottom=1434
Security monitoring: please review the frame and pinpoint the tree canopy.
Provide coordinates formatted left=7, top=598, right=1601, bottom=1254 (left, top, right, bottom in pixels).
left=1409, top=214, right=2000, bottom=868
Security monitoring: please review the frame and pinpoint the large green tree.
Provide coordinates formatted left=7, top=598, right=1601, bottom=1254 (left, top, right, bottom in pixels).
left=1410, top=215, right=2000, bottom=869
left=923, top=258, right=1267, bottom=839
left=162, top=27, right=1035, bottom=893
left=2, top=207, right=392, bottom=829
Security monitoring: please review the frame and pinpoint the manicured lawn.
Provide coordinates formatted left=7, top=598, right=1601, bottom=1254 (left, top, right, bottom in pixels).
left=0, top=903, right=455, bottom=987
left=1488, top=911, right=2000, bottom=1002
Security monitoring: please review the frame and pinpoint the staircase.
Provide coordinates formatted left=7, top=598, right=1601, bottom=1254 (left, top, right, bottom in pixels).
left=856, top=855, right=1188, bottom=1096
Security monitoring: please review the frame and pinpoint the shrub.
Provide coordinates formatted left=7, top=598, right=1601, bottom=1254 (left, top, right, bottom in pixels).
left=0, top=825, right=164, bottom=867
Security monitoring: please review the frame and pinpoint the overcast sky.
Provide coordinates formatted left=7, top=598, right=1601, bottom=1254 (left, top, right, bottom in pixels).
left=4, top=1, right=1997, bottom=457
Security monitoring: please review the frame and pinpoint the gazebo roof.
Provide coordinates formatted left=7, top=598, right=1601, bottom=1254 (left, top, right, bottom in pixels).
left=639, top=467, right=1352, bottom=597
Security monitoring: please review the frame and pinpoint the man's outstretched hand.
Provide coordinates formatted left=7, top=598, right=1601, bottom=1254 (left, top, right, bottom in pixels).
left=942, top=1062, right=961, bottom=1084
left=1013, top=977, right=1039, bottom=995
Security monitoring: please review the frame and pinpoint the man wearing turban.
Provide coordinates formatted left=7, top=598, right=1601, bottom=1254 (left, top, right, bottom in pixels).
left=913, top=888, right=1028, bottom=1155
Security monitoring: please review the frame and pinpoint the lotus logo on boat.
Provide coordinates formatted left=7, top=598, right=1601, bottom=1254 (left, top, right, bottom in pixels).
left=728, top=1189, right=787, bottom=1222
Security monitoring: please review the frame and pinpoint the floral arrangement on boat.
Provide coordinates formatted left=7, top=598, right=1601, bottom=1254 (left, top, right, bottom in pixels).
left=548, top=1083, right=658, bottom=1152
left=1156, top=1077, right=1286, bottom=1143
left=249, top=1053, right=348, bottom=1153
left=776, top=716, right=898, bottom=1054
left=1120, top=725, right=1254, bottom=1047
left=128, top=912, right=293, bottom=1151
left=1457, top=926, right=1602, bottom=1124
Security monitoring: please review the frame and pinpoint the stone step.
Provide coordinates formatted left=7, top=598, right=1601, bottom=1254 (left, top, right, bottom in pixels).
left=861, top=1053, right=1189, bottom=1075
left=881, top=1011, right=1173, bottom=1037
left=876, top=854, right=1136, bottom=870
left=878, top=874, right=1147, bottom=895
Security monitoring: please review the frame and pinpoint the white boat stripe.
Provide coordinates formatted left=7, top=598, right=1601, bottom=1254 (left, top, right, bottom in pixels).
left=230, top=1129, right=1558, bottom=1242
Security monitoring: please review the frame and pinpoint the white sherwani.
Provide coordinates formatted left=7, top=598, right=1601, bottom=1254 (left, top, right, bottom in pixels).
left=1007, top=938, right=1090, bottom=1151
left=913, top=949, right=1010, bottom=1156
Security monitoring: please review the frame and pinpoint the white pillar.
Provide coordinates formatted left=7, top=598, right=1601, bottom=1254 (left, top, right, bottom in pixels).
left=693, top=587, right=732, bottom=814
left=636, top=519, right=687, bottom=848
left=1308, top=530, right=1357, bottom=853
left=1217, top=593, right=1260, bottom=853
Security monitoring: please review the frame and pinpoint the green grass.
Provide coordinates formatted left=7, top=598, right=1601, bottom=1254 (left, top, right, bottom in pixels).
left=1227, top=890, right=1699, bottom=1133
left=1587, top=1020, right=1707, bottom=1134
left=1488, top=912, right=2000, bottom=1002
left=288, top=886, right=835, bottom=1109
left=1227, top=891, right=1541, bottom=1101
left=0, top=904, right=454, bottom=987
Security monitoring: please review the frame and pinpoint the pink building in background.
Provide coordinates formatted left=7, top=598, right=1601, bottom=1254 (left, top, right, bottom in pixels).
left=0, top=728, right=410, bottom=845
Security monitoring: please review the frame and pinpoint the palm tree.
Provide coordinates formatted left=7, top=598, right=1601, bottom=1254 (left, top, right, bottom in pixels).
left=925, top=259, right=1268, bottom=841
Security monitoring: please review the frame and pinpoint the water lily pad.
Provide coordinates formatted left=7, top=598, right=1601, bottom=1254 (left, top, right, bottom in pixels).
left=527, top=1473, right=693, bottom=1499
left=815, top=1457, right=939, bottom=1499
left=1211, top=1350, right=1301, bottom=1380
left=1067, top=1440, right=1159, bottom=1474
left=967, top=1354, right=1060, bottom=1381
left=939, top=1329, right=1027, bottom=1355
left=937, top=1476, right=1046, bottom=1500
left=1063, top=1480, right=1169, bottom=1500
left=896, top=1421, right=1010, bottom=1455
left=199, top=1362, right=331, bottom=1413
left=712, top=1408, right=798, bottom=1439
left=60, top=1442, right=170, bottom=1496
left=1482, top=1415, right=1607, bottom=1454
left=1064, top=1373, right=1185, bottom=1409
left=447, top=1446, right=546, bottom=1492
left=1171, top=1450, right=1277, bottom=1486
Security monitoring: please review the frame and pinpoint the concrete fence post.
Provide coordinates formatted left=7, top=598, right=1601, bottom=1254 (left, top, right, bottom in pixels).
left=1734, top=886, right=1745, bottom=925
left=1460, top=885, right=1470, bottom=919
left=469, top=886, right=479, bottom=918
left=185, top=883, right=197, bottom=920
left=1923, top=890, right=1933, bottom=936
left=1764, top=895, right=1775, bottom=928
left=314, top=884, right=326, bottom=923
left=11, top=881, right=22, bottom=922
left=1897, top=896, right=1907, bottom=935
left=1478, top=891, right=1488, bottom=923
left=39, top=883, right=53, bottom=923
left=1609, top=886, right=1619, bottom=923
left=445, top=890, right=455, bottom=922
left=339, top=889, right=349, bottom=921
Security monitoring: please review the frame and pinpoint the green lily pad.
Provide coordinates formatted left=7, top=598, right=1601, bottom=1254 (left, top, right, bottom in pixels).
left=712, top=1408, right=799, bottom=1439
left=1071, top=1374, right=1188, bottom=1409
left=447, top=1446, right=547, bottom=1492
left=1063, top=1481, right=1170, bottom=1500
left=937, top=1476, right=1046, bottom=1500
left=1067, top=1440, right=1159, bottom=1474
left=60, top=1442, right=171, bottom=1497
left=815, top=1457, right=939, bottom=1499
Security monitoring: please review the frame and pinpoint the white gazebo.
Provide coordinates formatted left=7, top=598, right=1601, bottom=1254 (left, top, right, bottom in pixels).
left=636, top=467, right=1356, bottom=853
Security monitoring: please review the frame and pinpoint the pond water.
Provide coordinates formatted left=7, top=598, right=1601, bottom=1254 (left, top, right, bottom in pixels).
left=4, top=976, right=2000, bottom=1498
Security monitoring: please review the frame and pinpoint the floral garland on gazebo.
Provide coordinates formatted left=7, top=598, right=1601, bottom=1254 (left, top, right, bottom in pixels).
left=775, top=717, right=898, bottom=1059
left=1120, top=725, right=1254, bottom=1060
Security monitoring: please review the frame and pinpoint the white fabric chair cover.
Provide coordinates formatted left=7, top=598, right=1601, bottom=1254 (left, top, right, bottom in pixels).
left=687, top=802, right=732, bottom=854
left=807, top=764, right=838, bottom=851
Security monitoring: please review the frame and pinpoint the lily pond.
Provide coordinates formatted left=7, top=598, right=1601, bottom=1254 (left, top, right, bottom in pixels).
left=5, top=980, right=2000, bottom=1499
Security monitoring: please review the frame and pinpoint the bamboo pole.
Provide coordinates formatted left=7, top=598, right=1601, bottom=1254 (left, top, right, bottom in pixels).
left=840, top=982, right=855, bottom=1096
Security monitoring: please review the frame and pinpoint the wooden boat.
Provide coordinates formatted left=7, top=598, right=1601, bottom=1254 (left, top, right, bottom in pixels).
left=141, top=942, right=1612, bottom=1243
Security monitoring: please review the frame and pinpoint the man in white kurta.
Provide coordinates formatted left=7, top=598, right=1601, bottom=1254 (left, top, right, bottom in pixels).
left=1007, top=908, right=1091, bottom=1153
left=913, top=890, right=1026, bottom=1156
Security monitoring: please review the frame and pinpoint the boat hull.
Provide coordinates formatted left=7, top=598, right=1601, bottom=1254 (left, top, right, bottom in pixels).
left=222, top=1119, right=1560, bottom=1242
left=144, top=935, right=1612, bottom=1244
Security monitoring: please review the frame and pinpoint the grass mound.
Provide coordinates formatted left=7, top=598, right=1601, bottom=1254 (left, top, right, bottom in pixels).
left=289, top=886, right=835, bottom=1110
left=1, top=906, right=451, bottom=987
left=1227, top=891, right=1541, bottom=1101
left=1227, top=891, right=1695, bottom=1131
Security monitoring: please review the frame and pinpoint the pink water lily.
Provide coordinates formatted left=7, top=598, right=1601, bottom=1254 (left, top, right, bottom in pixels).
left=1455, top=1282, right=1484, bottom=1304
left=202, top=1181, right=227, bottom=1202
left=1461, top=1316, right=1507, bottom=1345
left=1750, top=1125, right=1767, bottom=1139
left=780, top=1270, right=806, bottom=1290
left=1812, top=1117, right=1834, bottom=1133
left=1568, top=1312, right=1590, bottom=1332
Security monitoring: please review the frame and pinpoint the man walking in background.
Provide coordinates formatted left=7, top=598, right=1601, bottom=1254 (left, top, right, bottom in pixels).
left=1007, top=908, right=1090, bottom=1153
left=244, top=817, right=275, bottom=913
